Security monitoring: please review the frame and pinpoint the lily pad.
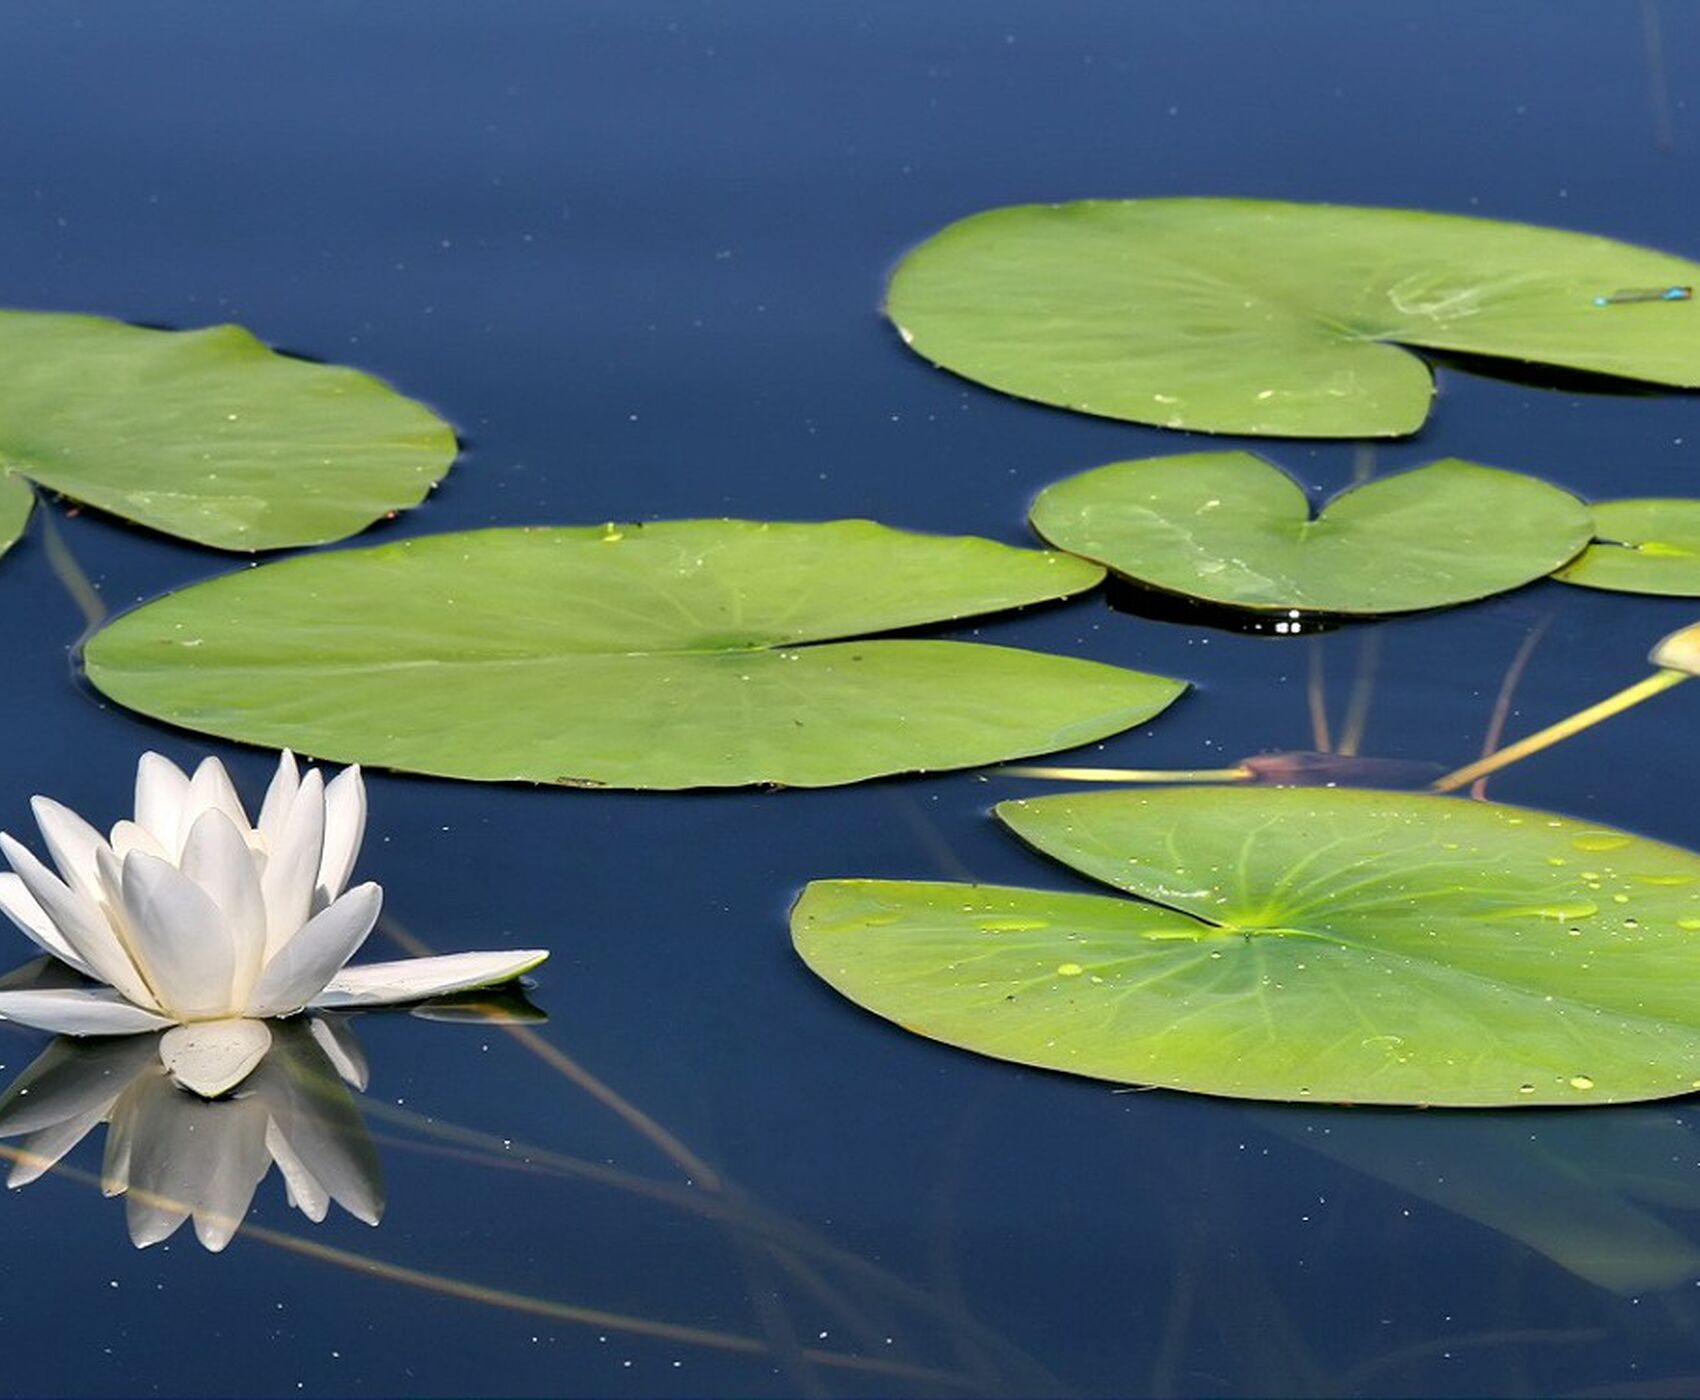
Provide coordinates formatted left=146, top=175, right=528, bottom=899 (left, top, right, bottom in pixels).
left=0, top=310, right=457, bottom=550
left=82, top=520, right=1185, bottom=789
left=791, top=787, right=1700, bottom=1107
left=1552, top=499, right=1700, bottom=596
left=1028, top=453, right=1593, bottom=616
left=885, top=199, right=1700, bottom=437
left=0, top=473, right=33, bottom=560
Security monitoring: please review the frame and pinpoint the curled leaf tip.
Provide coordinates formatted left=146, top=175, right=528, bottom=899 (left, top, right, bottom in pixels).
left=1651, top=622, right=1700, bottom=675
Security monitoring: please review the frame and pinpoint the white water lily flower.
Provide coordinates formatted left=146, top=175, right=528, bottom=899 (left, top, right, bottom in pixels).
left=0, top=751, right=547, bottom=1096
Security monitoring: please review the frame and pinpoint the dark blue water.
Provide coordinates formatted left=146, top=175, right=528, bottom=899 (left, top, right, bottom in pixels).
left=2, top=2, right=1700, bottom=1394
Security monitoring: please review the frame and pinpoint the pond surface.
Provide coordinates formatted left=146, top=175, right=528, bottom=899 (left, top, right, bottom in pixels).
left=2, top=2, right=1700, bottom=1395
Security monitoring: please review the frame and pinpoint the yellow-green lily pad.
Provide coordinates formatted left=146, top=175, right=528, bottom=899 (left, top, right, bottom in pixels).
left=793, top=787, right=1700, bottom=1107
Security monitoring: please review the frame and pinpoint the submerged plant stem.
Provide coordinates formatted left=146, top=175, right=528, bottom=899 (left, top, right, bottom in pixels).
left=1643, top=0, right=1676, bottom=154
left=1336, top=628, right=1381, bottom=758
left=376, top=915, right=721, bottom=1190
left=0, top=1140, right=981, bottom=1388
left=1431, top=668, right=1690, bottom=793
left=248, top=1225, right=987, bottom=1389
left=34, top=498, right=107, bottom=629
left=1352, top=443, right=1378, bottom=485
left=1471, top=617, right=1551, bottom=800
left=1306, top=639, right=1332, bottom=753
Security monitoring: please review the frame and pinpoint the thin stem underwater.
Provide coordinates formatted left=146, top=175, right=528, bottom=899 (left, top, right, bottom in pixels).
left=1470, top=616, right=1552, bottom=800
left=369, top=917, right=1056, bottom=1391
left=1431, top=668, right=1690, bottom=794
left=376, top=914, right=721, bottom=1188
left=1306, top=638, right=1332, bottom=753
left=33, top=496, right=107, bottom=630
left=0, top=1139, right=982, bottom=1388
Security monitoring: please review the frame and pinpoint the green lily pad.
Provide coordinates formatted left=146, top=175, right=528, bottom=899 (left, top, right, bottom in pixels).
left=1028, top=453, right=1593, bottom=616
left=0, top=310, right=457, bottom=550
left=83, top=520, right=1185, bottom=789
left=886, top=199, right=1700, bottom=437
left=792, top=787, right=1700, bottom=1107
left=1552, top=499, right=1700, bottom=596
left=0, top=473, right=34, bottom=559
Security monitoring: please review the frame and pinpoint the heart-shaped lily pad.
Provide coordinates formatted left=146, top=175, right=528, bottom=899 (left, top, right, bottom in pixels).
left=1552, top=499, right=1700, bottom=596
left=792, top=787, right=1700, bottom=1107
left=0, top=310, right=457, bottom=553
left=886, top=198, right=1700, bottom=437
left=1028, top=453, right=1593, bottom=616
left=83, top=520, right=1185, bottom=789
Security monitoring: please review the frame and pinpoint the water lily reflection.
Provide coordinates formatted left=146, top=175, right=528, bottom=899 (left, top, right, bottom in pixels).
left=0, top=1014, right=381, bottom=1252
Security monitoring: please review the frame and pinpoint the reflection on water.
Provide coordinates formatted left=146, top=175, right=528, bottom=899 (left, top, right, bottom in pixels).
left=0, top=969, right=548, bottom=1255
left=5, top=0, right=1700, bottom=1392
left=0, top=1016, right=380, bottom=1251
left=1264, top=1105, right=1700, bottom=1296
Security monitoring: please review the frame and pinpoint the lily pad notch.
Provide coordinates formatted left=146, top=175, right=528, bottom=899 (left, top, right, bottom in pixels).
left=81, top=520, right=1188, bottom=789
left=793, top=786, right=1700, bottom=1108
left=0, top=310, right=458, bottom=555
left=887, top=198, right=1700, bottom=437
left=1553, top=499, right=1700, bottom=596
left=1029, top=452, right=1594, bottom=617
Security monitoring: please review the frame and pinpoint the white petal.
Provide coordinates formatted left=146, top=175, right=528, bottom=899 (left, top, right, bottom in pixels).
left=91, top=846, right=161, bottom=1010
left=181, top=758, right=251, bottom=853
left=109, top=820, right=168, bottom=864
left=315, top=766, right=366, bottom=909
left=256, top=750, right=300, bottom=853
left=266, top=1120, right=330, bottom=1222
left=159, top=1018, right=272, bottom=1098
left=0, top=871, right=93, bottom=974
left=0, top=836, right=155, bottom=1007
left=247, top=884, right=382, bottom=1017
left=0, top=987, right=174, bottom=1036
left=260, top=769, right=324, bottom=959
left=121, top=853, right=238, bottom=1020
left=311, top=949, right=549, bottom=1009
left=30, top=797, right=109, bottom=905
left=178, top=811, right=267, bottom=1007
left=307, top=1016, right=370, bottom=1092
left=134, top=753, right=190, bottom=854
